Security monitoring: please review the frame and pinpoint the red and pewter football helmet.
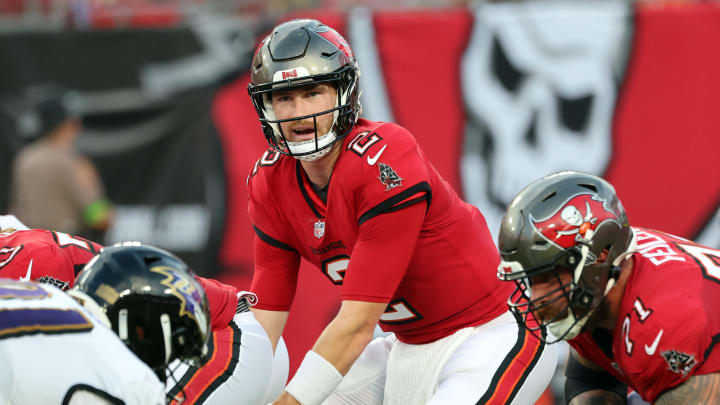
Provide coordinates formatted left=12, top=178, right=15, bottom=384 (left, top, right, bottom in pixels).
left=496, top=171, right=635, bottom=343
left=247, top=19, right=361, bottom=161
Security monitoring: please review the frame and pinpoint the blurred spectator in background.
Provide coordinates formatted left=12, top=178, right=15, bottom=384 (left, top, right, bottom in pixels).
left=9, top=85, right=113, bottom=240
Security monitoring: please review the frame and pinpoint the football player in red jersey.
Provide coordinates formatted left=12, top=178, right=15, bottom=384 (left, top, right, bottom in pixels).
left=0, top=226, right=101, bottom=290
left=497, top=171, right=720, bottom=404
left=246, top=19, right=557, bottom=405
left=0, top=222, right=287, bottom=404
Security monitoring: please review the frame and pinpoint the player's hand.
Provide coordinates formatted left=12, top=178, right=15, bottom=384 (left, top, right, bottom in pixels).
left=271, top=391, right=301, bottom=405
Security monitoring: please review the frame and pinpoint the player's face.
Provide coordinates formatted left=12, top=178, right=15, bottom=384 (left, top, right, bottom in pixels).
left=271, top=84, right=338, bottom=142
left=528, top=267, right=574, bottom=324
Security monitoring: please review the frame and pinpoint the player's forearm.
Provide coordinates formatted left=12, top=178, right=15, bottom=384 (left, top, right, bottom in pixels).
left=311, top=310, right=377, bottom=375
left=278, top=301, right=385, bottom=405
left=568, top=390, right=625, bottom=405
left=654, top=373, right=720, bottom=405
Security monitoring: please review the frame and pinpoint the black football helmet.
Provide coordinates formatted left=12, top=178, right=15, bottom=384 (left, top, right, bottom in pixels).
left=70, top=242, right=211, bottom=381
left=247, top=19, right=361, bottom=161
left=496, top=171, right=635, bottom=343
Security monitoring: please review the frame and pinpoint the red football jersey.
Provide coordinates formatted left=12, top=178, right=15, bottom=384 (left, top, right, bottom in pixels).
left=0, top=229, right=101, bottom=290
left=248, top=119, right=512, bottom=344
left=569, top=227, right=720, bottom=402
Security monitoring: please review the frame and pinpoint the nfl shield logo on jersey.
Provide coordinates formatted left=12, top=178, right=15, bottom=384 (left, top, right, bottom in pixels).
left=314, top=220, right=325, bottom=239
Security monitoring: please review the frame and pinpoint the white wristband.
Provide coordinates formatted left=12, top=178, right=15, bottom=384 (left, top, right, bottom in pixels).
left=284, top=350, right=343, bottom=405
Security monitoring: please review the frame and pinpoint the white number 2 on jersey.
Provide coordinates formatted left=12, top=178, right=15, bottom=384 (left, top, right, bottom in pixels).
left=320, top=257, right=422, bottom=324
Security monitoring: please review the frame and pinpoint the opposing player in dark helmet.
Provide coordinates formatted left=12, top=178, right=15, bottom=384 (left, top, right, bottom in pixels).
left=246, top=18, right=556, bottom=405
left=70, top=242, right=211, bottom=382
left=497, top=171, right=634, bottom=343
left=247, top=18, right=361, bottom=161
left=497, top=171, right=720, bottom=404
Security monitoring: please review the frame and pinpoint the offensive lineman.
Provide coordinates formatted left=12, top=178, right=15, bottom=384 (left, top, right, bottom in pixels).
left=497, top=171, right=720, bottom=404
left=246, top=19, right=557, bottom=405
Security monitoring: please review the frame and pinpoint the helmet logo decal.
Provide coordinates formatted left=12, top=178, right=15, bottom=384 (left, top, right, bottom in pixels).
left=151, top=266, right=204, bottom=326
left=316, top=29, right=353, bottom=60
left=272, top=66, right=310, bottom=82
left=531, top=193, right=619, bottom=248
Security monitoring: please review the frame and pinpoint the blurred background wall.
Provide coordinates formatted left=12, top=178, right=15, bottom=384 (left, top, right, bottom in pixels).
left=2, top=0, right=720, bottom=403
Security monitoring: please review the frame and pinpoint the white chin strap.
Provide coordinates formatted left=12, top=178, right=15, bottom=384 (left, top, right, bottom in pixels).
left=287, top=130, right=338, bottom=161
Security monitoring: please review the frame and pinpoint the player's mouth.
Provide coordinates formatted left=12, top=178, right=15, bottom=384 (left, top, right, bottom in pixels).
left=290, top=127, right=317, bottom=141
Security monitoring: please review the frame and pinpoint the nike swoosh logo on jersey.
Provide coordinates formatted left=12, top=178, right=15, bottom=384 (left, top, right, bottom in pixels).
left=645, top=329, right=664, bottom=355
left=367, top=144, right=387, bottom=166
left=20, top=259, right=33, bottom=281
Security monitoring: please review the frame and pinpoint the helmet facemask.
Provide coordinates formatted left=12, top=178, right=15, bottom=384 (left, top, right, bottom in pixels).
left=108, top=295, right=210, bottom=383
left=502, top=238, right=600, bottom=343
left=250, top=66, right=359, bottom=161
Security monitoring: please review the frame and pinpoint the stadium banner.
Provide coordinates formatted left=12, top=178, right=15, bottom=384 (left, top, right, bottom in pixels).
left=0, top=24, right=253, bottom=276
left=213, top=2, right=720, bottom=375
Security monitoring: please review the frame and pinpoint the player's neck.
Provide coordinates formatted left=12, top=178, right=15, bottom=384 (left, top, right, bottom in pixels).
left=598, top=256, right=634, bottom=331
left=300, top=143, right=342, bottom=189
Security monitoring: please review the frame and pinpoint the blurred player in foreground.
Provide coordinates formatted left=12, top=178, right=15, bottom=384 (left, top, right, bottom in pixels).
left=0, top=221, right=287, bottom=404
left=246, top=18, right=557, bottom=405
left=497, top=171, right=720, bottom=404
left=0, top=249, right=209, bottom=404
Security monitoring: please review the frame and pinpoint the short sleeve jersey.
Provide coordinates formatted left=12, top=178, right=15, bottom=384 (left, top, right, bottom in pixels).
left=0, top=279, right=166, bottom=404
left=569, top=227, right=720, bottom=402
left=0, top=229, right=102, bottom=290
left=248, top=119, right=512, bottom=344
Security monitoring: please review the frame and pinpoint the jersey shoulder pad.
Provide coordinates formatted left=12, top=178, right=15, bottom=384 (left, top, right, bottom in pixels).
left=343, top=122, right=418, bottom=163
left=247, top=148, right=285, bottom=186
left=340, top=122, right=432, bottom=223
left=246, top=148, right=287, bottom=201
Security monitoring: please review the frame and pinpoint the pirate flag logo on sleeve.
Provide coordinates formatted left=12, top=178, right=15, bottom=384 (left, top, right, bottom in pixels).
left=378, top=163, right=403, bottom=191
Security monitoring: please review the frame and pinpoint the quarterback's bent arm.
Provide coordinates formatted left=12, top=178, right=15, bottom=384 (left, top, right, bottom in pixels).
left=250, top=231, right=301, bottom=352
left=276, top=202, right=426, bottom=405
left=566, top=348, right=626, bottom=405
left=654, top=372, right=720, bottom=405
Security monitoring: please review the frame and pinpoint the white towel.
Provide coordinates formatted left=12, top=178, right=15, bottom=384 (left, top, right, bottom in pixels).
left=383, top=327, right=474, bottom=405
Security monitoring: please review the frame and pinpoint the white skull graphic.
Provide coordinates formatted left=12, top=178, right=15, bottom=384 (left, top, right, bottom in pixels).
left=460, top=2, right=632, bottom=236
left=561, top=206, right=583, bottom=227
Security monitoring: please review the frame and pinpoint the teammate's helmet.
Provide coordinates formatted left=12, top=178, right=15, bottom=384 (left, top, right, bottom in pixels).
left=496, top=171, right=634, bottom=343
left=70, top=242, right=211, bottom=381
left=247, top=19, right=361, bottom=161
